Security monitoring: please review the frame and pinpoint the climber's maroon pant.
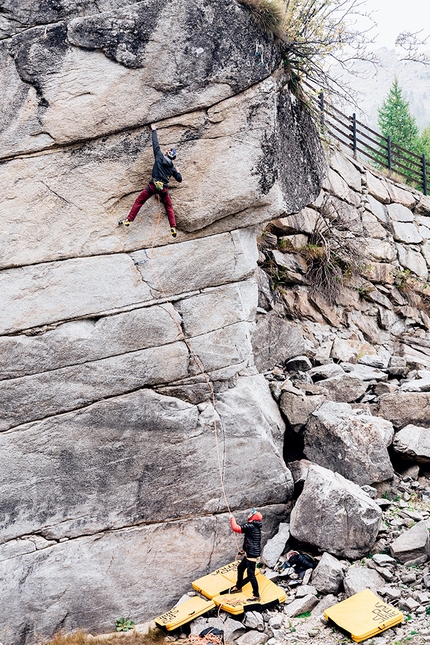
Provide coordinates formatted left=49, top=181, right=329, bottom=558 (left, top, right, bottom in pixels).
left=127, top=183, right=176, bottom=227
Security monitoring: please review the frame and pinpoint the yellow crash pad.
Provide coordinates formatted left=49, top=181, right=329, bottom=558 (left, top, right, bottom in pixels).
left=192, top=560, right=260, bottom=599
left=155, top=596, right=216, bottom=631
left=212, top=574, right=287, bottom=615
left=324, top=589, right=403, bottom=642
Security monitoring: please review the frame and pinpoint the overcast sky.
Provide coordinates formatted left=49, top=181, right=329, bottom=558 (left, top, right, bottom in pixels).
left=359, top=0, right=428, bottom=49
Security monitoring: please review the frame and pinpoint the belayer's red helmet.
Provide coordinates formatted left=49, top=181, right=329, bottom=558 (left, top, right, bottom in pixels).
left=248, top=507, right=262, bottom=521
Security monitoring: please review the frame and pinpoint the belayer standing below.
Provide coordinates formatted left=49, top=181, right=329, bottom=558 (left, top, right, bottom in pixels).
left=229, top=508, right=262, bottom=601
left=118, top=124, right=182, bottom=237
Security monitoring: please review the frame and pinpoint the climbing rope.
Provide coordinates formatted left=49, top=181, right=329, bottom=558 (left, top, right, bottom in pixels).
left=144, top=196, right=240, bottom=551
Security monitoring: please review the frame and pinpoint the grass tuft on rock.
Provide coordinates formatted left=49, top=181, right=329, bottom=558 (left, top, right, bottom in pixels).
left=237, top=0, right=286, bottom=37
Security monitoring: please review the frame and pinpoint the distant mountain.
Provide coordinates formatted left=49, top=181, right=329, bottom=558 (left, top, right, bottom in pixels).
left=331, top=48, right=430, bottom=132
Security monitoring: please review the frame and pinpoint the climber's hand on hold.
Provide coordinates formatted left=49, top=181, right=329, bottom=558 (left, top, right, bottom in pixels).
left=150, top=123, right=157, bottom=131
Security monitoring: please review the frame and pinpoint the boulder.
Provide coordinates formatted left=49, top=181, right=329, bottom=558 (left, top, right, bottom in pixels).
left=252, top=314, right=305, bottom=372
left=343, top=567, right=385, bottom=597
left=271, top=250, right=309, bottom=283
left=308, top=363, right=344, bottom=380
left=378, top=393, right=430, bottom=428
left=358, top=354, right=390, bottom=369
left=285, top=356, right=312, bottom=372
left=304, top=402, right=394, bottom=485
left=393, top=425, right=430, bottom=463
left=243, top=611, right=264, bottom=631
left=280, top=233, right=309, bottom=250
left=290, top=464, right=382, bottom=559
left=400, top=377, right=430, bottom=392
left=288, top=460, right=312, bottom=486
left=224, top=618, right=247, bottom=641
left=296, top=584, right=318, bottom=598
left=284, top=594, right=319, bottom=618
left=236, top=631, right=268, bottom=645
left=261, top=523, right=290, bottom=568
left=310, top=594, right=338, bottom=617
left=340, top=363, right=388, bottom=381
left=279, top=391, right=325, bottom=430
left=315, top=374, right=367, bottom=403
left=389, top=521, right=430, bottom=563
left=372, top=554, right=396, bottom=567
left=331, top=337, right=376, bottom=363
left=311, top=553, right=345, bottom=594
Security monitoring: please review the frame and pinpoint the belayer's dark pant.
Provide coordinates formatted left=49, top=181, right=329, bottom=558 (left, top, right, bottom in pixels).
left=127, top=182, right=176, bottom=227
left=236, top=557, right=259, bottom=597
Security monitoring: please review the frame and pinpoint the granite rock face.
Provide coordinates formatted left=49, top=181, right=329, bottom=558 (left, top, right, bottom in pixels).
left=0, top=1, right=326, bottom=642
left=0, top=505, right=288, bottom=641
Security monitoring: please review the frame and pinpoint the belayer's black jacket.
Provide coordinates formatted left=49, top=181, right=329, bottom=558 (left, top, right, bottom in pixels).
left=151, top=130, right=182, bottom=187
left=230, top=516, right=262, bottom=557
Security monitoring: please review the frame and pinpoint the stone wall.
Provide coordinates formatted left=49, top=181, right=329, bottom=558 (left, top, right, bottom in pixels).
left=265, top=149, right=430, bottom=369
left=0, top=1, right=326, bottom=642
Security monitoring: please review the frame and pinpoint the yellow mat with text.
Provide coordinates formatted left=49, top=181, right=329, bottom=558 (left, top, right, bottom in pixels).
left=324, top=589, right=403, bottom=642
left=155, top=596, right=216, bottom=631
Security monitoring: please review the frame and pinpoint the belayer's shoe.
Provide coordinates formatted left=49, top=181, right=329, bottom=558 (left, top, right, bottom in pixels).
left=118, top=219, right=131, bottom=227
left=229, top=586, right=242, bottom=594
left=249, top=596, right=260, bottom=602
left=170, top=227, right=177, bottom=238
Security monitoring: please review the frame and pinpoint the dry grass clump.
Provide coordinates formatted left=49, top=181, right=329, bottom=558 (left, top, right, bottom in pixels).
left=237, top=0, right=286, bottom=37
left=42, top=629, right=165, bottom=645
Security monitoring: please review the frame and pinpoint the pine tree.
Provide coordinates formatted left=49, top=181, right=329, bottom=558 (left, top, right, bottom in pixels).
left=419, top=124, right=430, bottom=160
left=377, top=78, right=421, bottom=182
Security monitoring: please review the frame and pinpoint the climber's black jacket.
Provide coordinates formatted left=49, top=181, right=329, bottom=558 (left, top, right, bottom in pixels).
left=151, top=130, right=182, bottom=186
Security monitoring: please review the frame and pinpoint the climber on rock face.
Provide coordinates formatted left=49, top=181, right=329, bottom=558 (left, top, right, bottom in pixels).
left=118, top=123, right=182, bottom=238
left=229, top=508, right=262, bottom=602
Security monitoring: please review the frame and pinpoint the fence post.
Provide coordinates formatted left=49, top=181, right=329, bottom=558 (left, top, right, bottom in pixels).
left=318, top=91, right=325, bottom=131
left=387, top=136, right=392, bottom=170
left=422, top=154, right=427, bottom=196
left=352, top=113, right=357, bottom=158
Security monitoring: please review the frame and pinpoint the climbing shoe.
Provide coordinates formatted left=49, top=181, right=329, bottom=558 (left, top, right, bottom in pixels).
left=118, top=219, right=131, bottom=227
left=170, top=227, right=177, bottom=238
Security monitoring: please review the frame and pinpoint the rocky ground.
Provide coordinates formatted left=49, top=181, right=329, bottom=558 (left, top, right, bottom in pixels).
left=156, top=467, right=429, bottom=645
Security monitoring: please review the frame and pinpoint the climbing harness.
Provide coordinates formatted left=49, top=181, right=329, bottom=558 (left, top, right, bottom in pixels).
left=144, top=195, right=239, bottom=551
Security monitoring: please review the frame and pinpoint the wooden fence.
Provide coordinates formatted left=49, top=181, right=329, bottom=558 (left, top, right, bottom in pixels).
left=305, top=87, right=428, bottom=195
